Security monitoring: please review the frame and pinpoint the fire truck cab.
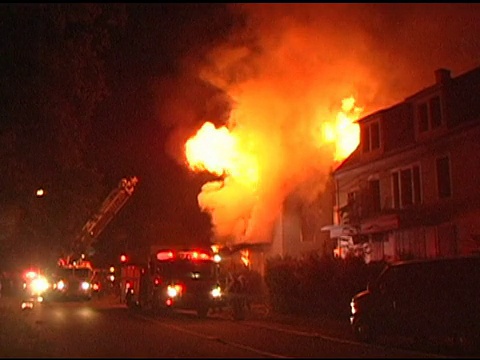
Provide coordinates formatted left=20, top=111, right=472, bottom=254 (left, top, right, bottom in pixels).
left=123, top=247, right=225, bottom=318
left=49, top=260, right=95, bottom=301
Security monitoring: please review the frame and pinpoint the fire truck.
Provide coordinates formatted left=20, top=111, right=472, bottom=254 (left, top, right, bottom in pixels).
left=51, top=177, right=139, bottom=300
left=123, top=246, right=225, bottom=318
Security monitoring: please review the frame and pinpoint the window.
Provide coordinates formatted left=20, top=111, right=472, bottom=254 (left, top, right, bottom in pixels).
left=392, top=164, right=422, bottom=208
left=370, top=122, right=380, bottom=150
left=392, top=172, right=400, bottom=208
left=368, top=179, right=381, bottom=213
left=436, top=156, right=451, bottom=198
left=429, top=96, right=442, bottom=129
left=418, top=103, right=429, bottom=132
left=417, top=95, right=442, bottom=133
left=362, top=121, right=380, bottom=153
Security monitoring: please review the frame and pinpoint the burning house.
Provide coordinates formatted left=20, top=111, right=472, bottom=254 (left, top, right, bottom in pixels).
left=325, top=66, right=480, bottom=263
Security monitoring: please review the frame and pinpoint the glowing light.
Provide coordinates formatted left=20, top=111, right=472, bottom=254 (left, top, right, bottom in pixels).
left=321, top=96, right=363, bottom=162
left=30, top=276, right=50, bottom=295
left=157, top=251, right=174, bottom=261
left=22, top=301, right=34, bottom=310
left=185, top=122, right=259, bottom=188
left=240, top=249, right=250, bottom=267
left=25, top=271, right=37, bottom=279
left=167, top=284, right=182, bottom=298
left=211, top=286, right=222, bottom=298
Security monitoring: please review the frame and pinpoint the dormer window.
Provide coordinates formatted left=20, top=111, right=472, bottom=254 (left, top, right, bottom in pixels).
left=417, top=95, right=442, bottom=133
left=362, top=121, right=380, bottom=153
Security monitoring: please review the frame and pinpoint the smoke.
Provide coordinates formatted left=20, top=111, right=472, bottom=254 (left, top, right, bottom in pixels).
left=158, top=4, right=480, bottom=245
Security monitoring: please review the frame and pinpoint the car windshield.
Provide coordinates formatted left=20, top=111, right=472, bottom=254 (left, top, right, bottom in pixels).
left=57, top=268, right=93, bottom=280
left=155, top=259, right=216, bottom=281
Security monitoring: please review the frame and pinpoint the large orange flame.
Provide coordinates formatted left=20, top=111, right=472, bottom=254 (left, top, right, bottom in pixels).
left=184, top=96, right=363, bottom=245
left=321, top=96, right=362, bottom=162
left=185, top=121, right=259, bottom=188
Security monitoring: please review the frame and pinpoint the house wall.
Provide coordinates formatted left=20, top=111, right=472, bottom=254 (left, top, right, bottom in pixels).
left=331, top=66, right=480, bottom=263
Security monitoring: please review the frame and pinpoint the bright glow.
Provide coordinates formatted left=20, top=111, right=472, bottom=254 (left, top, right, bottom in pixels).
left=108, top=275, right=115, bottom=282
left=25, top=271, right=37, bottom=279
left=81, top=281, right=90, bottom=290
left=37, top=296, right=44, bottom=303
left=167, top=284, right=182, bottom=298
left=167, top=285, right=178, bottom=298
left=185, top=122, right=259, bottom=188
left=211, top=286, right=222, bottom=298
left=213, top=254, right=222, bottom=263
left=30, top=276, right=50, bottom=295
left=109, top=266, right=115, bottom=273
left=157, top=251, right=174, bottom=261
left=350, top=300, right=356, bottom=314
left=240, top=249, right=250, bottom=267
left=57, top=280, right=65, bottom=290
left=190, top=251, right=210, bottom=261
left=21, top=301, right=34, bottom=310
left=321, top=96, right=362, bottom=162
left=36, top=188, right=45, bottom=197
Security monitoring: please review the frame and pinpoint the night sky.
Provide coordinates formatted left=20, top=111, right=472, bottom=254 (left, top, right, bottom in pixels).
left=2, top=4, right=480, bottom=266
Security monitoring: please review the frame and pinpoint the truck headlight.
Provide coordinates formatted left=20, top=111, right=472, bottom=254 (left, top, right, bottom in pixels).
left=81, top=281, right=91, bottom=290
left=56, top=280, right=65, bottom=290
left=167, top=284, right=182, bottom=298
left=31, top=276, right=50, bottom=294
left=210, top=286, right=222, bottom=298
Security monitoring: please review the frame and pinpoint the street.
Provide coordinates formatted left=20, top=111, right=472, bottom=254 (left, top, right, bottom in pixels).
left=0, top=294, right=451, bottom=358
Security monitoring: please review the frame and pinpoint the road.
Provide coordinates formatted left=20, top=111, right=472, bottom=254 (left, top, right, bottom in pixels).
left=0, top=294, right=453, bottom=358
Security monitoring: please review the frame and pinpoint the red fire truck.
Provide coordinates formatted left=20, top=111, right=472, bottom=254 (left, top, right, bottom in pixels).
left=122, top=246, right=225, bottom=318
left=53, top=177, right=139, bottom=300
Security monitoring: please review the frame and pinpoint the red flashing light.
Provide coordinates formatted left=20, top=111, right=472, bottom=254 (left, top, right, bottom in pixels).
left=156, top=251, right=174, bottom=261
left=156, top=249, right=212, bottom=261
left=166, top=298, right=173, bottom=306
left=154, top=277, right=162, bottom=286
left=187, top=251, right=211, bottom=261
left=120, top=254, right=128, bottom=263
left=125, top=281, right=131, bottom=289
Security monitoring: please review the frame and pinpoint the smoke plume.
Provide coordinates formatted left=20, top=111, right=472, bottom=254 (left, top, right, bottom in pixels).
left=159, top=4, right=480, bottom=246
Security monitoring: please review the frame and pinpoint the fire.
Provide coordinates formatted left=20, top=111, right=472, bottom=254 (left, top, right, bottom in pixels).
left=184, top=95, right=364, bottom=246
left=185, top=122, right=259, bottom=188
left=322, top=96, right=363, bottom=162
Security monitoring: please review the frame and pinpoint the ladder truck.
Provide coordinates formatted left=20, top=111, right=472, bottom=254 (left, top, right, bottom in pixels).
left=65, top=176, right=139, bottom=265
left=50, top=177, right=139, bottom=301
left=58, top=176, right=138, bottom=268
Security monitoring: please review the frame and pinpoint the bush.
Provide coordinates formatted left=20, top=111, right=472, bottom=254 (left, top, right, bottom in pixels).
left=264, top=253, right=387, bottom=318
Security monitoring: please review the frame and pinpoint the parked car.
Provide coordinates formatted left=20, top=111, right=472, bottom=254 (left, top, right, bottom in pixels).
left=350, top=255, right=480, bottom=354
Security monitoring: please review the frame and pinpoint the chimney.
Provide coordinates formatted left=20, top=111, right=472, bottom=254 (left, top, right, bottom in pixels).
left=435, top=68, right=451, bottom=84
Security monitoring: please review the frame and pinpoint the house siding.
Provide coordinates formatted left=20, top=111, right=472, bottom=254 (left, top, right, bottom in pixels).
left=329, top=66, right=480, bottom=263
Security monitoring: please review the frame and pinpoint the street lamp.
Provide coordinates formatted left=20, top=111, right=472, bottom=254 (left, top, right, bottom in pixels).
left=36, top=188, right=45, bottom=197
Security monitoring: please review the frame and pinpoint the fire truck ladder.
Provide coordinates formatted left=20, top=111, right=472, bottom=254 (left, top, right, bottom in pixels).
left=67, top=176, right=139, bottom=264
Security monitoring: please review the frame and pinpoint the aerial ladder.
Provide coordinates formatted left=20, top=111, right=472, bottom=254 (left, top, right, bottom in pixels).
left=61, top=176, right=139, bottom=266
